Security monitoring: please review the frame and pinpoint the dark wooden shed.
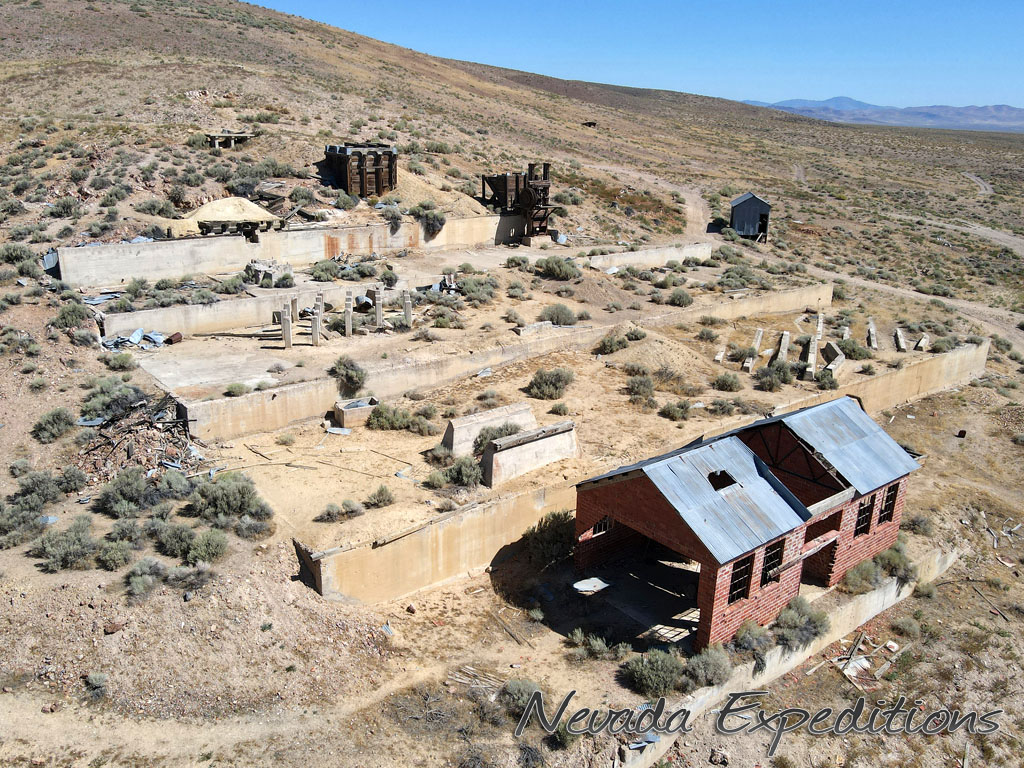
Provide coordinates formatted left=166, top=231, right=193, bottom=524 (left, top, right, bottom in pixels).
left=729, top=193, right=771, bottom=241
left=323, top=143, right=398, bottom=197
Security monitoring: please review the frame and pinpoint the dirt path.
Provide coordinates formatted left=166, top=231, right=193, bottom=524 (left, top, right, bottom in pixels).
left=961, top=171, right=993, bottom=195
left=0, top=661, right=447, bottom=766
left=590, top=163, right=712, bottom=240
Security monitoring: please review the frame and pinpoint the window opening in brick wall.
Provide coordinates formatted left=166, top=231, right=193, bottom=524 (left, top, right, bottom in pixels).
left=854, top=494, right=875, bottom=537
left=761, top=540, right=785, bottom=586
left=592, top=516, right=614, bottom=536
left=728, top=554, right=754, bottom=603
left=878, top=484, right=899, bottom=524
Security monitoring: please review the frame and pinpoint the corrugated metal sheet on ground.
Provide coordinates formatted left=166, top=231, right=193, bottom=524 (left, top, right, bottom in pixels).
left=642, top=437, right=808, bottom=564
left=781, top=398, right=919, bottom=494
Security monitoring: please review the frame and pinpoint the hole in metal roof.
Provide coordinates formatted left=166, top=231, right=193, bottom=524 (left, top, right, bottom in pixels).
left=707, top=470, right=737, bottom=491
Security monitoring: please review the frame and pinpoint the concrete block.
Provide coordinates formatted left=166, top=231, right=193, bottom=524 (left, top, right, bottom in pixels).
left=481, top=421, right=578, bottom=487
left=311, top=312, right=321, bottom=347
left=441, top=402, right=538, bottom=456
left=841, top=326, right=850, bottom=340
left=802, top=337, right=818, bottom=380
left=713, top=347, right=726, bottom=363
left=281, top=308, right=292, bottom=349
left=333, top=396, right=379, bottom=428
left=815, top=314, right=824, bottom=340
left=915, top=333, right=929, bottom=351
left=867, top=318, right=878, bottom=350
left=290, top=296, right=298, bottom=319
left=776, top=331, right=790, bottom=364
left=894, top=327, right=907, bottom=353
left=402, top=290, right=412, bottom=327
left=822, top=341, right=846, bottom=373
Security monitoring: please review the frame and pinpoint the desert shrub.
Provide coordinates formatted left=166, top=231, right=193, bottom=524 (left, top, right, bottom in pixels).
left=187, top=529, right=228, bottom=564
left=444, top=456, right=483, bottom=487
left=71, top=329, right=97, bottom=347
left=223, top=382, right=249, bottom=398
left=754, top=366, right=782, bottom=392
left=166, top=562, right=214, bottom=590
left=503, top=309, right=525, bottom=327
left=31, top=515, right=97, bottom=572
left=930, top=336, right=959, bottom=353
left=549, top=402, right=569, bottom=416
left=275, top=433, right=295, bottom=447
left=625, top=375, right=654, bottom=403
left=815, top=370, right=838, bottom=390
left=9, top=459, right=30, bottom=478
left=109, top=519, right=143, bottom=547
left=6, top=471, right=62, bottom=516
left=188, top=473, right=273, bottom=538
left=902, top=513, right=934, bottom=536
left=52, top=302, right=91, bottom=328
left=842, top=560, right=884, bottom=594
left=367, top=403, right=412, bottom=430
left=31, top=408, right=75, bottom=443
left=773, top=596, right=829, bottom=650
left=502, top=679, right=540, bottom=718
left=682, top=645, right=732, bottom=689
left=473, top=423, right=521, bottom=454
left=625, top=328, right=647, bottom=342
left=735, top=619, right=772, bottom=651
left=105, top=352, right=137, bottom=371
left=156, top=522, right=195, bottom=559
left=594, top=334, right=628, bottom=355
left=622, top=650, right=683, bottom=696
left=534, top=256, right=580, bottom=280
left=329, top=355, right=366, bottom=395
left=0, top=243, right=33, bottom=264
left=697, top=328, right=718, bottom=342
left=96, top=540, right=133, bottom=570
left=667, top=288, right=693, bottom=307
left=423, top=471, right=447, bottom=490
left=57, top=466, right=87, bottom=493
left=914, top=582, right=937, bottom=599
left=874, top=538, right=917, bottom=584
left=549, top=723, right=579, bottom=751
left=365, top=484, right=394, bottom=508
left=125, top=557, right=166, bottom=597
left=522, top=509, right=574, bottom=566
left=526, top=368, right=574, bottom=399
left=712, top=373, right=742, bottom=392
left=505, top=255, right=530, bottom=271
left=891, top=617, right=921, bottom=638
left=837, top=338, right=873, bottom=360
left=537, top=303, right=576, bottom=326
left=659, top=400, right=691, bottom=421
left=80, top=376, right=146, bottom=421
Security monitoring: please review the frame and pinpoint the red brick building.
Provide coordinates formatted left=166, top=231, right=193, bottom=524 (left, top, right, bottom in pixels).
left=575, top=397, right=918, bottom=649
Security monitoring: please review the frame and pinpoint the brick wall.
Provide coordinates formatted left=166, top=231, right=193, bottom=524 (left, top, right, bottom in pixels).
left=697, top=527, right=806, bottom=648
left=824, top=477, right=907, bottom=587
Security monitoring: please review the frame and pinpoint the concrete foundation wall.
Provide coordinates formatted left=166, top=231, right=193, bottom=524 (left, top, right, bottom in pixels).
left=308, top=483, right=578, bottom=602
left=772, top=339, right=989, bottom=416
left=59, top=215, right=521, bottom=288
left=587, top=242, right=713, bottom=270
left=178, top=284, right=831, bottom=442
left=442, top=403, right=538, bottom=456
left=481, top=422, right=578, bottom=487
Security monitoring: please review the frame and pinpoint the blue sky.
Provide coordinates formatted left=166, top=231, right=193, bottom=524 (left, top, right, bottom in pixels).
left=252, top=0, right=1023, bottom=108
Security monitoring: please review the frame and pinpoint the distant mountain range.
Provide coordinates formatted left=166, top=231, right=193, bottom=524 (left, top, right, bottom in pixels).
left=743, top=96, right=1024, bottom=133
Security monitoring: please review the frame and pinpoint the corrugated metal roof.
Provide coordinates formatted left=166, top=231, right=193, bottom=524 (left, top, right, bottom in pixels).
left=641, top=437, right=809, bottom=564
left=730, top=192, right=771, bottom=208
left=780, top=397, right=919, bottom=494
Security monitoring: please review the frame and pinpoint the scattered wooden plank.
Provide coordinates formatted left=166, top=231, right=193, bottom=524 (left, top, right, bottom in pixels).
left=972, top=586, right=1010, bottom=622
left=245, top=443, right=272, bottom=461
left=488, top=610, right=534, bottom=649
left=841, top=631, right=865, bottom=673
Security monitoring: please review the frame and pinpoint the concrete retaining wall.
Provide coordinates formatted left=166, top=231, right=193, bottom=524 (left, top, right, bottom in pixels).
left=442, top=403, right=538, bottom=456
left=178, top=284, right=833, bottom=441
left=632, top=546, right=959, bottom=768
left=59, top=214, right=521, bottom=288
left=305, top=483, right=578, bottom=602
left=481, top=421, right=578, bottom=487
left=587, top=242, right=713, bottom=270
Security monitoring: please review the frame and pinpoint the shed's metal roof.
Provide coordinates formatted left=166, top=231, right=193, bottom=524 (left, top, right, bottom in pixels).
left=779, top=397, right=919, bottom=494
left=641, top=436, right=809, bottom=564
left=730, top=192, right=771, bottom=208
